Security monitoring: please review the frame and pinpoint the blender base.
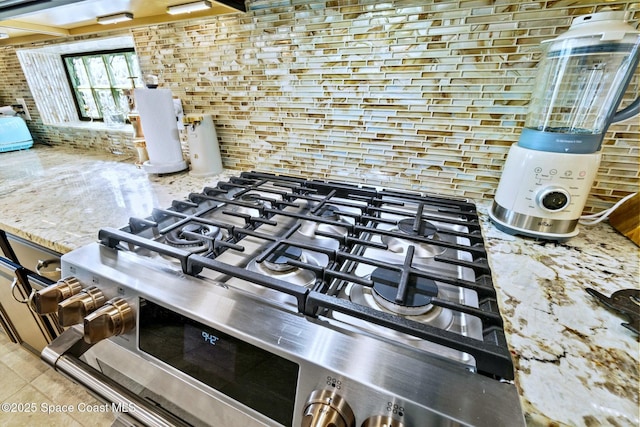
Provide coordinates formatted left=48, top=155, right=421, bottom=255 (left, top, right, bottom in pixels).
left=488, top=201, right=579, bottom=242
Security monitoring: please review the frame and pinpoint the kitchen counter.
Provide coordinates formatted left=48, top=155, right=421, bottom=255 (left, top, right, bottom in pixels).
left=1, top=145, right=638, bottom=426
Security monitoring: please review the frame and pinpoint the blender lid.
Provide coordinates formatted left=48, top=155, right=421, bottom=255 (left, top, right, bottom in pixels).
left=543, top=11, right=640, bottom=44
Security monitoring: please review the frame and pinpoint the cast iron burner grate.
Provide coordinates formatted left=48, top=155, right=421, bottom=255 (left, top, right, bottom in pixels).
left=98, top=171, right=514, bottom=380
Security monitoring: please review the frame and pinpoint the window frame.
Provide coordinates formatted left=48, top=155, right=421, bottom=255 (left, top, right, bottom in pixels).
left=61, top=47, right=141, bottom=122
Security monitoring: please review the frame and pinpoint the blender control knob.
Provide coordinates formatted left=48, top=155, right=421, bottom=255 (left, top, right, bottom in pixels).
left=32, top=277, right=82, bottom=314
left=302, top=390, right=355, bottom=427
left=536, top=187, right=571, bottom=212
left=57, top=286, right=106, bottom=327
left=83, top=297, right=134, bottom=344
left=361, top=415, right=405, bottom=427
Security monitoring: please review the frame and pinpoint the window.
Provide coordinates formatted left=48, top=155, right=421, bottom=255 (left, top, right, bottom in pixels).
left=62, top=49, right=142, bottom=122
left=17, top=35, right=142, bottom=128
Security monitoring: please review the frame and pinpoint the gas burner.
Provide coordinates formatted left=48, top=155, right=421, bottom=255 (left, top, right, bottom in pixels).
left=263, top=245, right=302, bottom=273
left=240, top=193, right=271, bottom=208
left=347, top=265, right=453, bottom=328
left=398, top=218, right=437, bottom=237
left=297, top=205, right=349, bottom=240
left=370, top=266, right=439, bottom=316
left=319, top=205, right=344, bottom=221
left=221, top=193, right=274, bottom=222
left=247, top=246, right=319, bottom=288
left=165, top=223, right=219, bottom=253
left=220, top=193, right=273, bottom=227
left=382, top=218, right=446, bottom=258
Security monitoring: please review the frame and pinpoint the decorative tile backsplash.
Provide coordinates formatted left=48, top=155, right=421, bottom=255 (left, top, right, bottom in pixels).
left=1, top=0, right=638, bottom=212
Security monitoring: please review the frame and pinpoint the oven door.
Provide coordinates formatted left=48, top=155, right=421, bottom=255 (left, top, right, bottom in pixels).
left=43, top=326, right=197, bottom=427
left=43, top=326, right=284, bottom=427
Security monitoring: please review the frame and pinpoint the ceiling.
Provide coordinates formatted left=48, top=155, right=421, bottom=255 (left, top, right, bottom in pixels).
left=0, top=0, right=245, bottom=45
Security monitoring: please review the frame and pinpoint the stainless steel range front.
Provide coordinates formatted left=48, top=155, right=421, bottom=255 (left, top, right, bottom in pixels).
left=36, top=172, right=524, bottom=427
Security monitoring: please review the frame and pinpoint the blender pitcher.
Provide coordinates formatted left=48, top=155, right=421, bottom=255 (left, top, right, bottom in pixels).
left=489, top=11, right=640, bottom=240
left=522, top=11, right=640, bottom=154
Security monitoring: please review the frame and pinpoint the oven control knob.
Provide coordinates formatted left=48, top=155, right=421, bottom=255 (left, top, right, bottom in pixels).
left=83, top=297, right=134, bottom=344
left=57, top=286, right=106, bottom=327
left=32, top=277, right=82, bottom=314
left=302, top=390, right=355, bottom=427
left=361, top=415, right=405, bottom=427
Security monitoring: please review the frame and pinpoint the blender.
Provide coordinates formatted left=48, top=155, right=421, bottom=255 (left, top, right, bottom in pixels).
left=489, top=11, right=640, bottom=240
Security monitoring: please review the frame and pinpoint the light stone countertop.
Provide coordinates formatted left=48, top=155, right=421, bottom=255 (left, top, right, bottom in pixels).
left=1, top=145, right=638, bottom=426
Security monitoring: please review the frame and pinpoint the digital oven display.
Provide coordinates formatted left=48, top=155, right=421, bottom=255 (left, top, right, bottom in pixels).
left=138, top=298, right=299, bottom=426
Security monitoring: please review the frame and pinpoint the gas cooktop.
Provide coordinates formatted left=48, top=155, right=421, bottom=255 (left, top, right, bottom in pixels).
left=40, top=171, right=524, bottom=426
left=98, top=171, right=514, bottom=380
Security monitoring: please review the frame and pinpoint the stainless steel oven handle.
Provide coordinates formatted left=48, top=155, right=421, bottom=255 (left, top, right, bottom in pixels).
left=42, top=327, right=190, bottom=427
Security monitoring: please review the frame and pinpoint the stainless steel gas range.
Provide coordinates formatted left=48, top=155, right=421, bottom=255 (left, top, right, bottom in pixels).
left=35, top=172, right=524, bottom=427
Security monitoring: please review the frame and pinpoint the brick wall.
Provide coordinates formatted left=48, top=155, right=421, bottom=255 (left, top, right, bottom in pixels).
left=1, top=0, right=638, bottom=211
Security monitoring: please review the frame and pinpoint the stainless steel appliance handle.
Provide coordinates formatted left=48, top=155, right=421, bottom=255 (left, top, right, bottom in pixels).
left=42, top=327, right=190, bottom=427
left=35, top=258, right=62, bottom=281
left=10, top=278, right=41, bottom=314
left=10, top=277, right=30, bottom=304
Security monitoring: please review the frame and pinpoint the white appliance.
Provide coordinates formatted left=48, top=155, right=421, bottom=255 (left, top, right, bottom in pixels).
left=134, top=89, right=187, bottom=174
left=186, top=115, right=223, bottom=177
left=489, top=12, right=640, bottom=240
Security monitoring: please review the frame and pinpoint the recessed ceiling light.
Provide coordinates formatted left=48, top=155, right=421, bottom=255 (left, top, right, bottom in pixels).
left=97, top=12, right=134, bottom=25
left=167, top=1, right=212, bottom=15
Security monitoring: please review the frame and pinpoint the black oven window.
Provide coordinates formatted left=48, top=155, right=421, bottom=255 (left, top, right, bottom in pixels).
left=138, top=299, right=299, bottom=426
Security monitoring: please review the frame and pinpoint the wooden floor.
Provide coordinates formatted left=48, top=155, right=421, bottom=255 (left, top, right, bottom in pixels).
left=0, top=331, right=116, bottom=426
